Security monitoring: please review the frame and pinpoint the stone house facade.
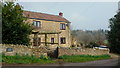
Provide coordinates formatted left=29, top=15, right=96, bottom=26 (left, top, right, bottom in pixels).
left=23, top=11, right=71, bottom=49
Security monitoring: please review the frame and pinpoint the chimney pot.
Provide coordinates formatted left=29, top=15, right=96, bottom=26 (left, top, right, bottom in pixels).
left=59, top=12, right=63, bottom=16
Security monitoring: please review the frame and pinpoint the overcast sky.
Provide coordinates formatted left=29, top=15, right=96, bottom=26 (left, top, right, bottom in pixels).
left=18, top=2, right=118, bottom=30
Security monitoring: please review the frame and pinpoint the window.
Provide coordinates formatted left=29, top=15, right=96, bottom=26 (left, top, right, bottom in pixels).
left=6, top=48, right=13, bottom=52
left=33, top=21, right=41, bottom=28
left=33, top=38, right=41, bottom=46
left=60, top=37, right=66, bottom=44
left=60, top=24, right=66, bottom=30
left=51, top=38, right=54, bottom=44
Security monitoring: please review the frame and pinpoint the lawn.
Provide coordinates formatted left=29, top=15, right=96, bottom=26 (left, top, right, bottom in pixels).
left=58, top=54, right=111, bottom=63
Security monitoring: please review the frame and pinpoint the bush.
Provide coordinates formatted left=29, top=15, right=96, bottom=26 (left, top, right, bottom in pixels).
left=85, top=42, right=99, bottom=48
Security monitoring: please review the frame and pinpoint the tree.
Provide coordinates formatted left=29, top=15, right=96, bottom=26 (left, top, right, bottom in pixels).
left=71, top=29, right=107, bottom=47
left=0, top=2, right=2, bottom=44
left=108, top=11, right=120, bottom=54
left=2, top=2, right=32, bottom=45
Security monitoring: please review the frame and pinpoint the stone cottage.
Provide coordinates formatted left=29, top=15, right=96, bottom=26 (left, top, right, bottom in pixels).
left=23, top=11, right=71, bottom=49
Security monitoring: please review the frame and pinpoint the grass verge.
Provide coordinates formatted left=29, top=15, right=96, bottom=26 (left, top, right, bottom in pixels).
left=1, top=54, right=111, bottom=64
left=2, top=54, right=56, bottom=64
left=58, top=54, right=111, bottom=63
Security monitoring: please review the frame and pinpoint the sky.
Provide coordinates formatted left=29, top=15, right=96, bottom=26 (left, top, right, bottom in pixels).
left=18, top=2, right=118, bottom=30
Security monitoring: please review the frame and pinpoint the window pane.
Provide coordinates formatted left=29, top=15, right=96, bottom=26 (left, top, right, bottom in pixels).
left=33, top=21, right=36, bottom=26
left=60, top=24, right=66, bottom=30
left=63, top=24, right=65, bottom=29
left=51, top=38, right=54, bottom=44
left=63, top=38, right=65, bottom=43
left=33, top=21, right=41, bottom=28
left=37, top=21, right=40, bottom=27
left=60, top=24, right=62, bottom=29
left=60, top=37, right=66, bottom=44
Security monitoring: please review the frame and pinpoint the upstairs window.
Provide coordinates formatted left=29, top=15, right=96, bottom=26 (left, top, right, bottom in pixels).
left=60, top=37, right=66, bottom=44
left=33, top=21, right=41, bottom=28
left=60, top=23, right=66, bottom=30
left=51, top=38, right=54, bottom=44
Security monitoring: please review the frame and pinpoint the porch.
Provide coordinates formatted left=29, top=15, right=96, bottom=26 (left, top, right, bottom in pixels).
left=32, top=30, right=61, bottom=48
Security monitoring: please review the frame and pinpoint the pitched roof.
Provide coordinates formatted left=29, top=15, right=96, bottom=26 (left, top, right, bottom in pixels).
left=23, top=11, right=70, bottom=23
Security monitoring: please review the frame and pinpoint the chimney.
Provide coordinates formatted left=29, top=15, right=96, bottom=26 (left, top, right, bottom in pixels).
left=59, top=12, right=63, bottom=16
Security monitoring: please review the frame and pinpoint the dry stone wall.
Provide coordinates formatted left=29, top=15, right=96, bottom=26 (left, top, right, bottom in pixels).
left=57, top=47, right=110, bottom=57
left=0, top=44, right=110, bottom=58
left=1, top=44, right=48, bottom=57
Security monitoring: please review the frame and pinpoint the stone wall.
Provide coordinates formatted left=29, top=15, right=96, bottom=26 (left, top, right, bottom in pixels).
left=57, top=47, right=110, bottom=57
left=1, top=44, right=48, bottom=57
left=1, top=44, right=110, bottom=58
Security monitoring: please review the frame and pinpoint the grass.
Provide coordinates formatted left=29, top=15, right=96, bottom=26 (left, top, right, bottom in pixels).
left=1, top=53, right=112, bottom=64
left=0, top=53, right=2, bottom=62
left=58, top=54, right=111, bottom=63
left=117, top=64, right=120, bottom=68
left=2, top=54, right=56, bottom=64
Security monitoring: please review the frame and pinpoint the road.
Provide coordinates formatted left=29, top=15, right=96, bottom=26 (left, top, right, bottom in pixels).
left=59, top=58, right=119, bottom=66
left=39, top=58, right=119, bottom=66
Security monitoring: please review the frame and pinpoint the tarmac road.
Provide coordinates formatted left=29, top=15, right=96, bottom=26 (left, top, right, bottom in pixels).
left=59, top=58, right=119, bottom=66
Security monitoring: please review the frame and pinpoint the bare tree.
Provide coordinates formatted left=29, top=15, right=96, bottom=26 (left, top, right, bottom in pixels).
left=71, top=29, right=107, bottom=47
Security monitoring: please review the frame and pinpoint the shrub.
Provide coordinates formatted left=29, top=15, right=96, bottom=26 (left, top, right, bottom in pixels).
left=85, top=42, right=99, bottom=48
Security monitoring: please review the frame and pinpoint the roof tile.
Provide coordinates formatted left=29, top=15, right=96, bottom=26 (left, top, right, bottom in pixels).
left=23, top=11, right=70, bottom=23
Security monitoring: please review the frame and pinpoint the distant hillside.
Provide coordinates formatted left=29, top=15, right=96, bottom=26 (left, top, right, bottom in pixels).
left=71, top=29, right=108, bottom=45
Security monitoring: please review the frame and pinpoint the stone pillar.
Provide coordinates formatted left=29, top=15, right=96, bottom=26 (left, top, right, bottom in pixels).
left=45, top=34, right=47, bottom=46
